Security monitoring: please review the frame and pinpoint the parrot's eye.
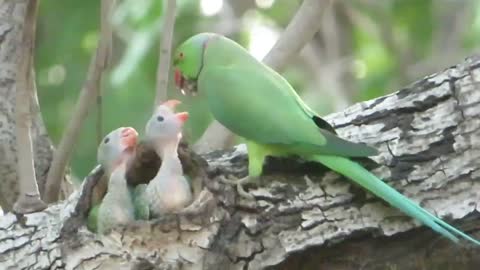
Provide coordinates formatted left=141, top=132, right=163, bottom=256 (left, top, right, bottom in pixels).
left=179, top=52, right=184, bottom=59
left=157, top=115, right=164, bottom=122
left=104, top=137, right=110, bottom=144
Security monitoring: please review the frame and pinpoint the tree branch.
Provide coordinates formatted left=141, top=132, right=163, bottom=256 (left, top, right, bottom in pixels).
left=44, top=0, right=115, bottom=203
left=13, top=0, right=47, bottom=214
left=154, top=0, right=177, bottom=106
left=263, top=0, right=332, bottom=71
left=193, top=0, right=333, bottom=153
left=0, top=0, right=64, bottom=211
left=2, top=53, right=480, bottom=270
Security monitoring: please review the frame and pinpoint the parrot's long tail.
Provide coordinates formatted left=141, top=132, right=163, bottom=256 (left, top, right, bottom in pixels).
left=310, top=155, right=480, bottom=246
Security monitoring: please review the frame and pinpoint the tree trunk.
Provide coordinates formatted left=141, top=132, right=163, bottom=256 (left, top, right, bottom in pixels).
left=2, top=55, right=480, bottom=269
left=0, top=0, right=71, bottom=211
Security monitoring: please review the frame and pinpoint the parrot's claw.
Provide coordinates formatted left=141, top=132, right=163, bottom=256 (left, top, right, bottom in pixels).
left=219, top=175, right=256, bottom=200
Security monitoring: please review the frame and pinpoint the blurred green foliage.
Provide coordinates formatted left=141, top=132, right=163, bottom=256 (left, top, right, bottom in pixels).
left=36, top=0, right=480, bottom=180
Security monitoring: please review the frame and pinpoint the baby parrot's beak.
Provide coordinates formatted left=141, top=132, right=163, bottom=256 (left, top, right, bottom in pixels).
left=176, top=112, right=189, bottom=123
left=162, top=99, right=182, bottom=111
left=120, top=127, right=138, bottom=149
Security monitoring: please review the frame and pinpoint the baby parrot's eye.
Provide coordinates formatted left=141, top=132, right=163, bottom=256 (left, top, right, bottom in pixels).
left=104, top=137, right=110, bottom=144
left=157, top=115, right=164, bottom=122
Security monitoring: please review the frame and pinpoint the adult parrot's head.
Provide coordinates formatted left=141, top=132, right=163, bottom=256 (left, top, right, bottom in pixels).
left=173, top=33, right=217, bottom=96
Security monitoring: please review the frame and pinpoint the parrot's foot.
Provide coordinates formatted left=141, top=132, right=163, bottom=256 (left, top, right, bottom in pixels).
left=219, top=175, right=257, bottom=200
left=13, top=193, right=48, bottom=214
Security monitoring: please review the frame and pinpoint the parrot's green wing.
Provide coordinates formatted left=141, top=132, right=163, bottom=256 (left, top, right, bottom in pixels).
left=87, top=204, right=100, bottom=233
left=199, top=66, right=377, bottom=157
left=130, top=184, right=150, bottom=220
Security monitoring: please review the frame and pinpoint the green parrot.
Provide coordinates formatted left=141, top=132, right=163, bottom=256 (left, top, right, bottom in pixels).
left=172, top=33, right=480, bottom=245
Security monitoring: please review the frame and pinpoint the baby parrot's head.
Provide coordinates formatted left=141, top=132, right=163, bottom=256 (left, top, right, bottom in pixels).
left=97, top=127, right=138, bottom=173
left=145, top=99, right=189, bottom=144
left=173, top=32, right=218, bottom=95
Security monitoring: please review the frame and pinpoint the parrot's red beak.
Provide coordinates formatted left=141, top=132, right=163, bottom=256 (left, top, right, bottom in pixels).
left=174, top=68, right=198, bottom=96
left=176, top=112, right=189, bottom=123
left=174, top=69, right=184, bottom=89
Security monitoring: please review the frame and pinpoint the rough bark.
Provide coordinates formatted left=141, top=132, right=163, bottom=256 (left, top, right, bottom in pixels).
left=0, top=0, right=72, bottom=212
left=1, top=55, right=480, bottom=269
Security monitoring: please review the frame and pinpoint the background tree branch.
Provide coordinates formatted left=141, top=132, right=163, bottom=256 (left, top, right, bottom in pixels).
left=1, top=54, right=480, bottom=269
left=193, top=0, right=333, bottom=154
left=13, top=0, right=47, bottom=213
left=262, top=0, right=332, bottom=71
left=154, top=0, right=177, bottom=106
left=0, top=0, right=68, bottom=213
left=44, top=0, right=115, bottom=203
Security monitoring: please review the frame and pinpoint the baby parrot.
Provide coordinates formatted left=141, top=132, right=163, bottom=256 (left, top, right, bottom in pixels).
left=172, top=33, right=480, bottom=245
left=95, top=127, right=138, bottom=234
left=144, top=100, right=192, bottom=217
left=131, top=183, right=150, bottom=220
